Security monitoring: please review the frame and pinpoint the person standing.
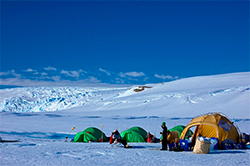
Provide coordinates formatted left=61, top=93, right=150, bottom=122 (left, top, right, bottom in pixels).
left=160, top=122, right=168, bottom=150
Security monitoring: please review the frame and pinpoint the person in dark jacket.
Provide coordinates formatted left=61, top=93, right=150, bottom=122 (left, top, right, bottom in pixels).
left=160, top=122, right=168, bottom=150
left=111, top=130, right=131, bottom=148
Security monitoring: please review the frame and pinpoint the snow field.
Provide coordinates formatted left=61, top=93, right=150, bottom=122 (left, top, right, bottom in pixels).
left=0, top=72, right=250, bottom=165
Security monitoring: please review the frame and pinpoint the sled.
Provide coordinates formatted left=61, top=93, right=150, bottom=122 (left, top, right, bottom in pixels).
left=149, top=148, right=162, bottom=151
left=0, top=140, right=19, bottom=143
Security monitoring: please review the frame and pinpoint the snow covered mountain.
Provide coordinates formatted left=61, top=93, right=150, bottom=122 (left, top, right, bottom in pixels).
left=0, top=72, right=249, bottom=119
left=1, top=72, right=250, bottom=166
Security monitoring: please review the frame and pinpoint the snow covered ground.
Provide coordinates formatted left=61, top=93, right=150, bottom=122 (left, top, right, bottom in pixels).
left=0, top=72, right=250, bottom=165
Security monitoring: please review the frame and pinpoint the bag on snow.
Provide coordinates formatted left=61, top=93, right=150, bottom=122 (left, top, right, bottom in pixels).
left=193, top=139, right=211, bottom=154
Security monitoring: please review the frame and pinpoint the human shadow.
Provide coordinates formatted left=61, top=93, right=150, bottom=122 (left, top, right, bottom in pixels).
left=209, top=150, right=246, bottom=154
left=129, top=146, right=146, bottom=149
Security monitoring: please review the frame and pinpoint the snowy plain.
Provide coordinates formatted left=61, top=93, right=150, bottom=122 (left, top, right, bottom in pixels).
left=0, top=72, right=250, bottom=165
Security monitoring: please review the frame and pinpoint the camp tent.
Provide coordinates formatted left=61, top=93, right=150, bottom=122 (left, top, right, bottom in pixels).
left=83, top=127, right=108, bottom=142
left=73, top=131, right=98, bottom=142
left=127, top=126, right=147, bottom=139
left=120, top=127, right=147, bottom=142
left=169, top=125, right=193, bottom=138
left=180, top=113, right=241, bottom=149
left=73, top=127, right=107, bottom=143
left=121, top=130, right=146, bottom=142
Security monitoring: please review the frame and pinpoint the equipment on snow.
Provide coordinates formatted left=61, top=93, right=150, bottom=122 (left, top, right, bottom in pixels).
left=0, top=137, right=19, bottom=143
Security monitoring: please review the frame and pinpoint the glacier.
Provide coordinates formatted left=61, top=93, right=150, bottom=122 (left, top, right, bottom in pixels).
left=0, top=87, right=127, bottom=112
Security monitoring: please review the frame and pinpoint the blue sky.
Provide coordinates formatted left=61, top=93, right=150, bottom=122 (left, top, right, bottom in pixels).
left=1, top=0, right=249, bottom=87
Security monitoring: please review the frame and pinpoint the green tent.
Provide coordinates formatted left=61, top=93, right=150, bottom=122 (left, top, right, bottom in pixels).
left=120, top=126, right=147, bottom=142
left=83, top=127, right=108, bottom=142
left=73, top=131, right=98, bottom=142
left=128, top=126, right=147, bottom=139
left=169, top=125, right=193, bottom=138
left=73, top=127, right=107, bottom=143
left=121, top=130, right=146, bottom=142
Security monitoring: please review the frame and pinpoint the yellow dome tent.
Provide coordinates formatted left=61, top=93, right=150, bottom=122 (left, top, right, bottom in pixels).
left=180, top=112, right=241, bottom=149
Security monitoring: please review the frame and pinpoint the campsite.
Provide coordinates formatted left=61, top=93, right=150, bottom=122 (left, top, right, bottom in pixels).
left=1, top=0, right=249, bottom=165
left=0, top=72, right=250, bottom=165
left=1, top=113, right=249, bottom=166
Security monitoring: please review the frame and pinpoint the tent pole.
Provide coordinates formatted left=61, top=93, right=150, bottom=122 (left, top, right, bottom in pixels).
left=154, top=125, right=157, bottom=136
left=101, top=125, right=104, bottom=142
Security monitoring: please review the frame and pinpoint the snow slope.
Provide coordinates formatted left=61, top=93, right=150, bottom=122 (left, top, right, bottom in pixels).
left=0, top=72, right=250, bottom=166
left=1, top=72, right=249, bottom=118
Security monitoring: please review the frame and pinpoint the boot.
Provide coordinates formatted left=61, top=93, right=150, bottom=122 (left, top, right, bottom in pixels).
left=125, top=144, right=132, bottom=148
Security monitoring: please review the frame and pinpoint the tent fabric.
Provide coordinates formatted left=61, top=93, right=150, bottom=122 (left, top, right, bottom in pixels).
left=120, top=126, right=147, bottom=142
left=169, top=125, right=193, bottom=138
left=127, top=127, right=147, bottom=139
left=121, top=130, right=146, bottom=142
left=73, top=131, right=98, bottom=142
left=73, top=127, right=107, bottom=143
left=180, top=112, right=240, bottom=149
left=83, top=127, right=107, bottom=142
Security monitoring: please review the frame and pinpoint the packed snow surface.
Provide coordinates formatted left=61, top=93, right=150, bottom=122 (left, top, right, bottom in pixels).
left=0, top=72, right=250, bottom=165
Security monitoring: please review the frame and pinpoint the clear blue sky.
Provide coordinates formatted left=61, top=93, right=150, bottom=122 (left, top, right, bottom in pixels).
left=1, top=0, right=249, bottom=86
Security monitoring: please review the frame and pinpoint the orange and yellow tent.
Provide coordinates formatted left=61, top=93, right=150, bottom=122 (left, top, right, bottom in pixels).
left=180, top=112, right=241, bottom=149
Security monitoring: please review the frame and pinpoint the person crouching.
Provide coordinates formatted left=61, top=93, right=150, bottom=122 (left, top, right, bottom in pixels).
left=112, top=130, right=131, bottom=148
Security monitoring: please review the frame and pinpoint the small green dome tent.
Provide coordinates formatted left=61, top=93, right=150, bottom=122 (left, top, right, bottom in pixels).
left=73, top=127, right=107, bottom=143
left=83, top=127, right=108, bottom=142
left=120, top=126, right=147, bottom=142
left=121, top=130, right=146, bottom=142
left=128, top=126, right=147, bottom=139
left=73, top=131, right=98, bottom=142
